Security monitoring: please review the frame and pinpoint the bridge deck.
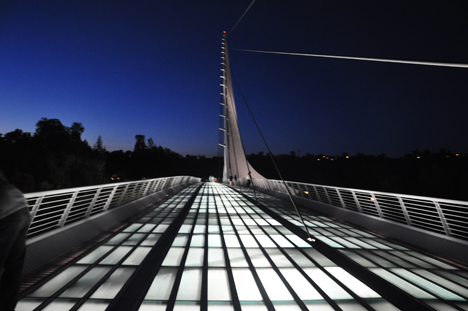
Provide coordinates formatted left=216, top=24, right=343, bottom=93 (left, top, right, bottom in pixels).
left=17, top=183, right=468, bottom=310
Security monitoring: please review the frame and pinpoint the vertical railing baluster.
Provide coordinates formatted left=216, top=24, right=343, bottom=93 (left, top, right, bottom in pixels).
left=118, top=184, right=130, bottom=206
left=337, top=189, right=346, bottom=208
left=59, top=191, right=79, bottom=228
left=397, top=196, right=412, bottom=226
left=434, top=201, right=452, bottom=236
left=104, top=185, right=119, bottom=211
left=323, top=187, right=332, bottom=204
left=351, top=190, right=363, bottom=213
left=85, top=188, right=102, bottom=218
left=371, top=193, right=384, bottom=218
left=28, top=196, right=43, bottom=224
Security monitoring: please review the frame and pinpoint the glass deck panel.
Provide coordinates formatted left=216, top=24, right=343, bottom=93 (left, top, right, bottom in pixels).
left=59, top=267, right=110, bottom=298
left=175, top=268, right=202, bottom=300
left=256, top=268, right=294, bottom=301
left=28, top=266, right=87, bottom=297
left=207, top=268, right=231, bottom=301
left=77, top=246, right=113, bottom=264
left=90, top=267, right=135, bottom=298
left=144, top=267, right=177, bottom=300
left=19, top=183, right=468, bottom=311
left=303, top=268, right=353, bottom=299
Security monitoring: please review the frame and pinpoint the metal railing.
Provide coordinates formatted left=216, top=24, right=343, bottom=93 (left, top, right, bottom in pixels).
left=24, top=176, right=200, bottom=237
left=253, top=179, right=468, bottom=241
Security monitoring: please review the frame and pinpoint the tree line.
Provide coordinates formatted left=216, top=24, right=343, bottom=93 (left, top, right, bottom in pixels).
left=0, top=118, right=220, bottom=193
left=1, top=118, right=466, bottom=201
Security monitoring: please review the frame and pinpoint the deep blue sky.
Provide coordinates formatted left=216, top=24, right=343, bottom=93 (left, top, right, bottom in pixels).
left=1, top=1, right=467, bottom=157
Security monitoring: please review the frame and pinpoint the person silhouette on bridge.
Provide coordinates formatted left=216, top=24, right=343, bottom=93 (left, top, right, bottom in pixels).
left=0, top=171, right=31, bottom=311
left=229, top=175, right=233, bottom=185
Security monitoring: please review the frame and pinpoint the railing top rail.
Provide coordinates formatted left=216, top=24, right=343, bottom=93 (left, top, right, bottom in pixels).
left=256, top=178, right=468, bottom=206
left=24, top=176, right=191, bottom=198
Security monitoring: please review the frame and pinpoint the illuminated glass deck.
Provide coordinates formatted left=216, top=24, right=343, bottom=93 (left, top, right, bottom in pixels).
left=18, top=183, right=468, bottom=310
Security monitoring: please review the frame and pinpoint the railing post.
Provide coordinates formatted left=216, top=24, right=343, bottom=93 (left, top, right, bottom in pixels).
left=118, top=184, right=130, bottom=206
left=351, top=190, right=363, bottom=213
left=103, top=185, right=119, bottom=211
left=336, top=189, right=346, bottom=208
left=129, top=182, right=138, bottom=201
left=312, top=185, right=320, bottom=202
left=28, top=196, right=43, bottom=226
left=434, top=201, right=452, bottom=236
left=85, top=188, right=102, bottom=218
left=153, top=179, right=162, bottom=192
left=140, top=181, right=149, bottom=198
left=371, top=193, right=384, bottom=218
left=397, top=196, right=412, bottom=226
left=59, top=191, right=79, bottom=228
left=323, top=187, right=332, bottom=204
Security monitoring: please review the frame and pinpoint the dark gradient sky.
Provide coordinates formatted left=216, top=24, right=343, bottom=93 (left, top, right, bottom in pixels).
left=1, top=1, right=467, bottom=157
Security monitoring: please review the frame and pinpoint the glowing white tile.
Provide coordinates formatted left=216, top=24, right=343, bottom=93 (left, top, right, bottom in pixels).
left=227, top=248, right=249, bottom=267
left=280, top=268, right=323, bottom=299
left=303, top=268, right=352, bottom=299
left=265, top=249, right=293, bottom=267
left=208, top=234, right=222, bottom=247
left=145, top=268, right=177, bottom=300
left=256, top=235, right=276, bottom=248
left=269, top=235, right=295, bottom=248
left=239, top=235, right=259, bottom=248
left=106, top=233, right=130, bottom=245
left=247, top=249, right=271, bottom=267
left=123, top=233, right=145, bottom=245
left=256, top=268, right=293, bottom=301
left=78, top=300, right=108, bottom=311
left=176, top=268, right=202, bottom=300
left=224, top=235, right=240, bottom=247
left=208, top=248, right=225, bottom=267
left=162, top=247, right=185, bottom=266
left=78, top=246, right=113, bottom=264
left=392, top=268, right=464, bottom=300
left=101, top=246, right=132, bottom=265
left=91, top=268, right=135, bottom=298
left=190, top=235, right=205, bottom=247
left=29, top=266, right=87, bottom=297
left=60, top=267, right=110, bottom=298
left=141, top=234, right=161, bottom=246
left=285, top=235, right=312, bottom=248
left=185, top=248, right=204, bottom=266
left=123, top=247, right=151, bottom=265
left=232, top=268, right=263, bottom=300
left=326, top=267, right=380, bottom=298
left=208, top=269, right=231, bottom=301
left=172, top=235, right=189, bottom=247
left=153, top=224, right=169, bottom=233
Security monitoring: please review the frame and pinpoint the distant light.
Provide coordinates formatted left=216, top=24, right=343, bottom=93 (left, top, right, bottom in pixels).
left=304, top=191, right=309, bottom=194
left=307, top=237, right=315, bottom=242
left=223, top=31, right=226, bottom=33
left=456, top=154, right=459, bottom=156
left=417, top=156, right=421, bottom=159
left=346, top=156, right=349, bottom=158
left=370, top=197, right=375, bottom=201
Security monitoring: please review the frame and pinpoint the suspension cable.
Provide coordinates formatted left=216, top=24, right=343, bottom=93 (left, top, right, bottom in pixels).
left=228, top=65, right=313, bottom=241
left=228, top=0, right=256, bottom=36
left=235, top=48, right=468, bottom=69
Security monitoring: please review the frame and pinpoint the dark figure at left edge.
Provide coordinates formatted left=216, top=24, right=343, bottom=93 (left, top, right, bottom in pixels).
left=0, top=170, right=31, bottom=310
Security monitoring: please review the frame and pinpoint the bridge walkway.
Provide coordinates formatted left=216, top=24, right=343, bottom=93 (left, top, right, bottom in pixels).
left=17, top=183, right=468, bottom=311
